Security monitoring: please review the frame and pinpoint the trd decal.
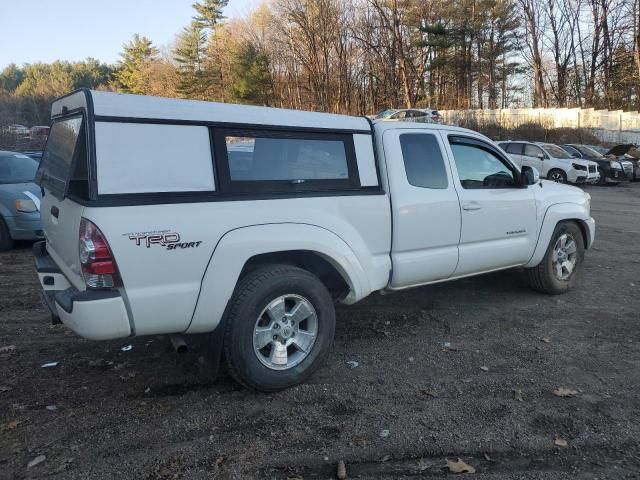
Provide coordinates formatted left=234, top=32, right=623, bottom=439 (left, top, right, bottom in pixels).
left=124, top=230, right=203, bottom=250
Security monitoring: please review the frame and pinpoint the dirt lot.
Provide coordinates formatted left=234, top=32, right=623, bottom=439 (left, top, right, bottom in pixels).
left=1, top=184, right=639, bottom=479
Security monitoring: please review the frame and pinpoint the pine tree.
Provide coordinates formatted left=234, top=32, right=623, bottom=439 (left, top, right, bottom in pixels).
left=173, top=22, right=215, bottom=99
left=230, top=42, right=272, bottom=105
left=115, top=35, right=158, bottom=94
left=192, top=0, right=228, bottom=31
left=0, top=64, right=25, bottom=93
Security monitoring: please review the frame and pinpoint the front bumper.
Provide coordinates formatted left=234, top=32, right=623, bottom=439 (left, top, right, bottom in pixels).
left=568, top=169, right=599, bottom=184
left=34, top=241, right=131, bottom=340
left=606, top=168, right=628, bottom=182
left=4, top=212, right=44, bottom=240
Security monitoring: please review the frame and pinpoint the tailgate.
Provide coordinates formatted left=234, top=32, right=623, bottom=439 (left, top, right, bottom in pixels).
left=40, top=191, right=85, bottom=288
left=36, top=115, right=87, bottom=289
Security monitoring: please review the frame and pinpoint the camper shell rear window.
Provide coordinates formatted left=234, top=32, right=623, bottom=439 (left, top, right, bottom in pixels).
left=37, top=116, right=87, bottom=199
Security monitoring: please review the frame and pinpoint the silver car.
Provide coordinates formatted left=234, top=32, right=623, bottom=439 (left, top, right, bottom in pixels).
left=0, top=151, right=43, bottom=251
left=374, top=108, right=442, bottom=123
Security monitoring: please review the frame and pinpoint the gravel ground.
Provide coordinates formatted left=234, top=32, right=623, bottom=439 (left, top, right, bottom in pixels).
left=1, top=183, right=639, bottom=479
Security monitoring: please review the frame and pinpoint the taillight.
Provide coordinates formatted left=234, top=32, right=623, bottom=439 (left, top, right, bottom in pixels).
left=79, top=218, right=121, bottom=289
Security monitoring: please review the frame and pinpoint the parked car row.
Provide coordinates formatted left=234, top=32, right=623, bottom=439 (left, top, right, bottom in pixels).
left=498, top=141, right=599, bottom=185
left=496, top=140, right=639, bottom=186
left=1, top=124, right=50, bottom=140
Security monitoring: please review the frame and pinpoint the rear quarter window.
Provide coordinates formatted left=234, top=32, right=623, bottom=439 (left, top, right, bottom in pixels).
left=399, top=133, right=448, bottom=189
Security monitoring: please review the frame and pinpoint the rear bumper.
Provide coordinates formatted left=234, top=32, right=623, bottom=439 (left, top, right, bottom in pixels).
left=34, top=241, right=131, bottom=340
left=4, top=213, right=44, bottom=240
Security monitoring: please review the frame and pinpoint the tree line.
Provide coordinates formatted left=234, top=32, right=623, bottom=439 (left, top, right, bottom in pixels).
left=1, top=0, right=639, bottom=126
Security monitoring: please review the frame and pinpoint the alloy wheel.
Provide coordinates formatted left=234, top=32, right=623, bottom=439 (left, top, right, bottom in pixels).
left=252, top=294, right=318, bottom=370
left=551, top=233, right=577, bottom=281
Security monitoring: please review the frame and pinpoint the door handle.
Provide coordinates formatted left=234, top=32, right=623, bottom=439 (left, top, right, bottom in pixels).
left=50, top=206, right=59, bottom=218
left=462, top=202, right=482, bottom=211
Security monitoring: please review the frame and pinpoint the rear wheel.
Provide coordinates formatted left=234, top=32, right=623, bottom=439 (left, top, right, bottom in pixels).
left=548, top=169, right=567, bottom=184
left=0, top=217, right=14, bottom=252
left=223, top=264, right=336, bottom=391
left=526, top=222, right=584, bottom=294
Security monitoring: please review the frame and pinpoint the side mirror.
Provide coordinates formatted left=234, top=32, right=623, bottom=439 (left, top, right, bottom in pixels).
left=571, top=153, right=580, bottom=158
left=537, top=153, right=545, bottom=160
left=522, top=165, right=540, bottom=186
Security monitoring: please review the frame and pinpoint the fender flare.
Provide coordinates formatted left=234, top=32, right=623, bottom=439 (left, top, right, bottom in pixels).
left=525, top=203, right=593, bottom=268
left=186, top=223, right=370, bottom=334
left=0, top=202, right=14, bottom=221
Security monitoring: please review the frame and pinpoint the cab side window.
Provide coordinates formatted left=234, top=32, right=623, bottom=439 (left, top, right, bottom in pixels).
left=449, top=139, right=517, bottom=189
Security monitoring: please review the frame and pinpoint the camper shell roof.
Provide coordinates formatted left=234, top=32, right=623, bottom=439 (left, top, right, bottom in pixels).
left=51, top=89, right=372, bottom=133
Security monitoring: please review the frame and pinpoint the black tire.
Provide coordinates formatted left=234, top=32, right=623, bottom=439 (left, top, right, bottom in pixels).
left=223, top=264, right=336, bottom=391
left=547, top=169, right=567, bottom=184
left=525, top=222, right=584, bottom=294
left=598, top=173, right=607, bottom=185
left=0, top=217, right=14, bottom=252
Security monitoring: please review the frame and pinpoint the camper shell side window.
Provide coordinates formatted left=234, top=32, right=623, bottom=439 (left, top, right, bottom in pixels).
left=213, top=128, right=361, bottom=194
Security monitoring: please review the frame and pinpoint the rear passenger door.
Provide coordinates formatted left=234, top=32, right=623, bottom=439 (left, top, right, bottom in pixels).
left=503, top=142, right=526, bottom=167
left=442, top=135, right=538, bottom=276
left=383, top=129, right=461, bottom=288
left=523, top=144, right=545, bottom=173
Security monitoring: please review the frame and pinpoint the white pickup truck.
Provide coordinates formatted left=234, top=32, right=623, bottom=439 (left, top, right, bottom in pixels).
left=34, top=90, right=595, bottom=391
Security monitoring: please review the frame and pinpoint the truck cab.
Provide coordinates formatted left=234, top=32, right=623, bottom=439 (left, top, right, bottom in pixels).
left=35, top=90, right=595, bottom=391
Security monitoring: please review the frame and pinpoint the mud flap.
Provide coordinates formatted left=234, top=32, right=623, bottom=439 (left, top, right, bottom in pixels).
left=197, top=318, right=227, bottom=382
left=41, top=291, right=62, bottom=325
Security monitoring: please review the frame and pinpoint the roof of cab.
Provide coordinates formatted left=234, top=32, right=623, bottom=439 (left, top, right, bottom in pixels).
left=51, top=89, right=372, bottom=133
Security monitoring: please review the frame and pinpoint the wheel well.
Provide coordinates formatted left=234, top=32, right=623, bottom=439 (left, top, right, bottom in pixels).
left=572, top=220, right=589, bottom=249
left=240, top=251, right=350, bottom=300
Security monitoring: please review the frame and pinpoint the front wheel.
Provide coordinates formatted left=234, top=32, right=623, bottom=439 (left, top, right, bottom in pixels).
left=547, top=169, right=567, bottom=184
left=223, top=264, right=336, bottom=391
left=525, top=222, right=584, bottom=294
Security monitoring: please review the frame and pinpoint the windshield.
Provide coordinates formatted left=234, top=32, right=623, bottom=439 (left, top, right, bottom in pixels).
left=575, top=145, right=603, bottom=158
left=541, top=144, right=572, bottom=159
left=375, top=109, right=395, bottom=119
left=0, top=153, right=39, bottom=184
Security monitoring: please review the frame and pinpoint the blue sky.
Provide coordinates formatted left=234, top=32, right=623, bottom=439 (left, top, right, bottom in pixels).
left=0, top=0, right=261, bottom=70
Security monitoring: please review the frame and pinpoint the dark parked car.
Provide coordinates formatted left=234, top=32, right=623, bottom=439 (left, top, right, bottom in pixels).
left=584, top=144, right=638, bottom=181
left=561, top=144, right=626, bottom=185
left=0, top=151, right=43, bottom=251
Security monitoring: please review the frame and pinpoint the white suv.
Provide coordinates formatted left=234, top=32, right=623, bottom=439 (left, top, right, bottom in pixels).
left=498, top=141, right=599, bottom=184
left=34, top=90, right=595, bottom=391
